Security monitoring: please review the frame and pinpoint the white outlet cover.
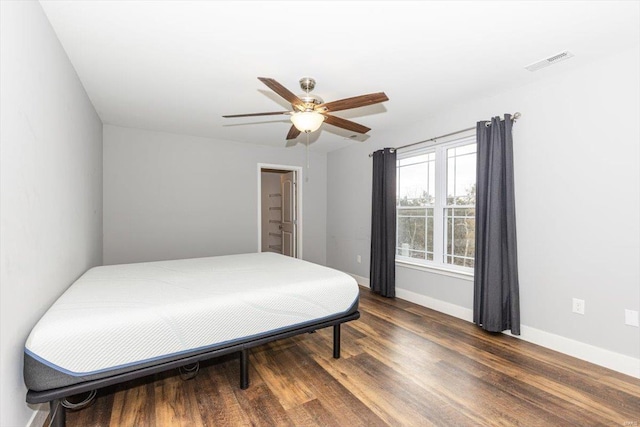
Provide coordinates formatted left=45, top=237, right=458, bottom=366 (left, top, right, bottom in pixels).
left=625, top=309, right=639, bottom=327
left=572, top=298, right=585, bottom=315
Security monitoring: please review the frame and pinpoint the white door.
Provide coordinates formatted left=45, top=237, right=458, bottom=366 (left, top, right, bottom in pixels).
left=280, top=171, right=296, bottom=257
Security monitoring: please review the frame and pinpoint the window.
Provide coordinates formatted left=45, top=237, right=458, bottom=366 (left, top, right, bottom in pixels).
left=396, top=136, right=476, bottom=273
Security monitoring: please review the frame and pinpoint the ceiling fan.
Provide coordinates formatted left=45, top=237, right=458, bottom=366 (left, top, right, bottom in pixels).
left=223, top=77, right=389, bottom=140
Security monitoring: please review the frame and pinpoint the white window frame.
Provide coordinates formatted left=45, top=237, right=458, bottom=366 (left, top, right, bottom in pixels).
left=395, top=135, right=476, bottom=278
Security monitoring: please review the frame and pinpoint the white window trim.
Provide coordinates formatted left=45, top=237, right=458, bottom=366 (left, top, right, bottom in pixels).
left=396, top=258, right=474, bottom=281
left=396, top=135, right=476, bottom=276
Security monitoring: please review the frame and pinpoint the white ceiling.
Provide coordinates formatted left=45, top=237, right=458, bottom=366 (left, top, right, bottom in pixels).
left=40, top=1, right=639, bottom=153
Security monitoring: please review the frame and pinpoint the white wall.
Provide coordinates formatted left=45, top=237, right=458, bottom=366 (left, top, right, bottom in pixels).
left=103, top=125, right=327, bottom=265
left=0, top=2, right=103, bottom=426
left=327, top=48, right=640, bottom=374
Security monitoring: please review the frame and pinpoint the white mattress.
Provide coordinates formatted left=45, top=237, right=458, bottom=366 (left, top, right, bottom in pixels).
left=25, top=253, right=359, bottom=376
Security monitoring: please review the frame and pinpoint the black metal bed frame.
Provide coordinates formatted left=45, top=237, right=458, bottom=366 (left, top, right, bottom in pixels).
left=26, top=311, right=360, bottom=427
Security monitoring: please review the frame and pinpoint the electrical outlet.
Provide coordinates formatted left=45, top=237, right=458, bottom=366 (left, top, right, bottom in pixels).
left=572, top=298, right=585, bottom=315
left=625, top=309, right=639, bottom=327
left=356, top=255, right=362, bottom=264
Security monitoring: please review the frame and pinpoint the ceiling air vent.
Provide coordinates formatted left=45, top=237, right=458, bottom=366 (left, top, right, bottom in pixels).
left=525, top=51, right=574, bottom=72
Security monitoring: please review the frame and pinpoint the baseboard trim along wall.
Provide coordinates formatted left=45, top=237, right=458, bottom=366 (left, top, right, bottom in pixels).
left=27, top=405, right=47, bottom=427
left=348, top=273, right=640, bottom=379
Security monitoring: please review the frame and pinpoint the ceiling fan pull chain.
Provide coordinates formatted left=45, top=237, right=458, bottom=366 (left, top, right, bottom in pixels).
left=306, top=133, right=310, bottom=170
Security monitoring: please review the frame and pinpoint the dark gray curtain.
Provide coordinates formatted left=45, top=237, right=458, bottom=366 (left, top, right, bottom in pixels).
left=474, top=115, right=520, bottom=335
left=370, top=148, right=396, bottom=297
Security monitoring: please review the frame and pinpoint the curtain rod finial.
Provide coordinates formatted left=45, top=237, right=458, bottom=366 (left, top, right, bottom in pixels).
left=513, top=112, right=522, bottom=120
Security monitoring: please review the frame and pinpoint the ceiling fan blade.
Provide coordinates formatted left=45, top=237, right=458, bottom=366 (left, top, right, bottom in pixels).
left=286, top=125, right=301, bottom=140
left=322, top=115, right=371, bottom=134
left=222, top=111, right=291, bottom=118
left=316, top=92, right=389, bottom=113
left=258, top=77, right=305, bottom=110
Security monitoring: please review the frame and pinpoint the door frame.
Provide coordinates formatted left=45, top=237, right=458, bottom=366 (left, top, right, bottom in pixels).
left=257, top=163, right=303, bottom=259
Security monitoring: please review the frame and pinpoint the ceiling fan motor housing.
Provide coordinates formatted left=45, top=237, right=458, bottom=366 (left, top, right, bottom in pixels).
left=298, top=94, right=323, bottom=110
left=299, top=77, right=316, bottom=92
left=298, top=77, right=322, bottom=111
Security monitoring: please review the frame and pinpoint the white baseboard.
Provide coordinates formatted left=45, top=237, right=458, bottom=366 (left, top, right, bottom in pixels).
left=395, top=287, right=474, bottom=322
left=349, top=273, right=370, bottom=288
left=26, top=405, right=47, bottom=427
left=347, top=273, right=640, bottom=379
left=503, top=326, right=640, bottom=379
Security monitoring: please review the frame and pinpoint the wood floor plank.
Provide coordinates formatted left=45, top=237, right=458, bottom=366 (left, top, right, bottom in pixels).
left=430, top=359, right=573, bottom=426
left=281, top=344, right=388, bottom=427
left=340, top=317, right=570, bottom=425
left=194, top=357, right=253, bottom=426
left=109, top=380, right=155, bottom=427
left=361, top=292, right=640, bottom=424
left=154, top=371, right=204, bottom=427
left=251, top=342, right=317, bottom=410
left=299, top=398, right=344, bottom=426
left=474, top=364, right=617, bottom=426
left=223, top=358, right=294, bottom=426
left=303, top=346, right=476, bottom=426
left=61, top=287, right=640, bottom=427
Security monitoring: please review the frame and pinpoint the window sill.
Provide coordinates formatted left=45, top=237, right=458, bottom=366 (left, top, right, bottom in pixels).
left=395, top=259, right=474, bottom=281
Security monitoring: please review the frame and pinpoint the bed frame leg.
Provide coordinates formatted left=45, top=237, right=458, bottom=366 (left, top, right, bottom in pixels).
left=333, top=324, right=341, bottom=359
left=50, top=399, right=66, bottom=427
left=240, top=348, right=249, bottom=389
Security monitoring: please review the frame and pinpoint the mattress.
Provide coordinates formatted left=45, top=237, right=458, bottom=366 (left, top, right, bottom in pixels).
left=24, top=252, right=359, bottom=391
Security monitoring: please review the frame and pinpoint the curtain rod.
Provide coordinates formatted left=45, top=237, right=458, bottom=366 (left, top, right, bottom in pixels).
left=368, top=112, right=521, bottom=157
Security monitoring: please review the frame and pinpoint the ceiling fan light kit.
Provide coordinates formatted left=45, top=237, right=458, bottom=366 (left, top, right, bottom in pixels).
left=291, top=111, right=325, bottom=133
left=223, top=77, right=389, bottom=141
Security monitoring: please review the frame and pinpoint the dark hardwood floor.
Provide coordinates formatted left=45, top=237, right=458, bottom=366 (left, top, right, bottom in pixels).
left=62, top=288, right=640, bottom=426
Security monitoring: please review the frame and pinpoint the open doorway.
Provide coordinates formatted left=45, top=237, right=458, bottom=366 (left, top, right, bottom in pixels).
left=258, top=164, right=302, bottom=258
